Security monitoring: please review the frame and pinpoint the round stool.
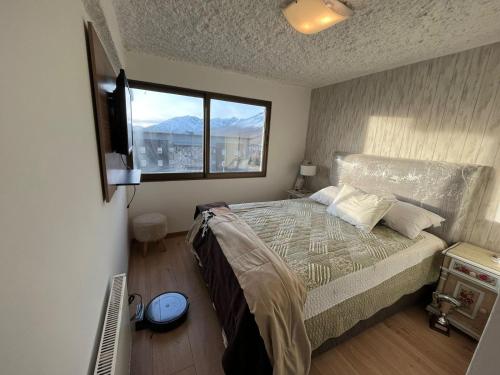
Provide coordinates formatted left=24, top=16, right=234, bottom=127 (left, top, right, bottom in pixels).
left=133, top=213, right=168, bottom=256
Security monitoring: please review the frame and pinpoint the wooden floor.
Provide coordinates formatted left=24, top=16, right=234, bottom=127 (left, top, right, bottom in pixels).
left=128, top=234, right=477, bottom=375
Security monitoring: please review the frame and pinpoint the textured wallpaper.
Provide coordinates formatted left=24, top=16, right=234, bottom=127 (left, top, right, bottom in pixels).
left=305, top=42, right=500, bottom=252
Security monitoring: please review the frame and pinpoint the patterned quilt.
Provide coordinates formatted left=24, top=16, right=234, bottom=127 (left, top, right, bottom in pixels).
left=230, top=199, right=424, bottom=291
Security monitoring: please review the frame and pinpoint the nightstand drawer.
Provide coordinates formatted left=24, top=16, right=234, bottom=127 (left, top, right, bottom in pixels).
left=449, top=258, right=498, bottom=290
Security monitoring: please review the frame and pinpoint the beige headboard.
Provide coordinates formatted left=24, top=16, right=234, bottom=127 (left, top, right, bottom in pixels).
left=330, top=153, right=491, bottom=244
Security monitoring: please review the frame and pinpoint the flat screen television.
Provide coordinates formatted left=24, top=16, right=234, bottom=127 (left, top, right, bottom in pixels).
left=111, top=69, right=133, bottom=155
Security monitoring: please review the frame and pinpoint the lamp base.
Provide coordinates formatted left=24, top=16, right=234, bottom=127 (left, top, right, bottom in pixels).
left=294, top=175, right=305, bottom=190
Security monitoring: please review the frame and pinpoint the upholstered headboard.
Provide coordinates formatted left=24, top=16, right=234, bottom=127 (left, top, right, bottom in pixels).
left=330, top=153, right=491, bottom=244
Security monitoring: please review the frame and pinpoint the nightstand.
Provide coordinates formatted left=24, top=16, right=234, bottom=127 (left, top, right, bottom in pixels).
left=427, top=242, right=500, bottom=339
left=287, top=189, right=311, bottom=199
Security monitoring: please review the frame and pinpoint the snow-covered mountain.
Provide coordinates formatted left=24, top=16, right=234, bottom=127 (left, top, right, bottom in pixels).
left=146, top=115, right=202, bottom=134
left=141, top=112, right=265, bottom=136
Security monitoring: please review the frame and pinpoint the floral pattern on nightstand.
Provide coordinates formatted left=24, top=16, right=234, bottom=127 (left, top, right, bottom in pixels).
left=453, top=281, right=485, bottom=319
left=458, top=288, right=475, bottom=308
left=452, top=261, right=497, bottom=287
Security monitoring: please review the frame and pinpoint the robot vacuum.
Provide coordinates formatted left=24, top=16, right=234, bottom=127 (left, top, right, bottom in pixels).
left=135, top=292, right=189, bottom=332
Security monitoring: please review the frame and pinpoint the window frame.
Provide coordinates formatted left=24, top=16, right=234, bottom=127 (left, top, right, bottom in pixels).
left=129, top=80, right=272, bottom=182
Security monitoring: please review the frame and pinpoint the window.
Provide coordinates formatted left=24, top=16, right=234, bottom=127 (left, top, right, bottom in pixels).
left=209, top=99, right=267, bottom=174
left=130, top=80, right=271, bottom=181
left=130, top=87, right=204, bottom=177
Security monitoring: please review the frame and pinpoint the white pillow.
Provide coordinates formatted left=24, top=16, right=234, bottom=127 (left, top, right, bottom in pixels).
left=327, top=184, right=395, bottom=232
left=310, top=186, right=340, bottom=206
left=425, top=209, right=446, bottom=227
left=383, top=201, right=445, bottom=239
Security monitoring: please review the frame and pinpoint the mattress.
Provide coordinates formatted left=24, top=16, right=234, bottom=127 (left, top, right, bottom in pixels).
left=231, top=198, right=446, bottom=348
left=305, top=254, right=442, bottom=349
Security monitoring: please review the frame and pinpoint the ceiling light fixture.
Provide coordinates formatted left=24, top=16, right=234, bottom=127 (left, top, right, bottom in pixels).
left=282, top=0, right=353, bottom=35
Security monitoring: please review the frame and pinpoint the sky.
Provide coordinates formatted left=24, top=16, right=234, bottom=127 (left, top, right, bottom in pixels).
left=131, top=88, right=264, bottom=128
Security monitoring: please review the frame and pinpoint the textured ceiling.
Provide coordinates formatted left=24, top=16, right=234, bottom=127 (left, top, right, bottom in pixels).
left=112, top=0, right=500, bottom=87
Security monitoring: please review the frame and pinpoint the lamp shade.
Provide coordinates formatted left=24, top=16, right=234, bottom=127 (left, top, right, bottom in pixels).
left=282, top=0, right=353, bottom=35
left=300, top=164, right=317, bottom=176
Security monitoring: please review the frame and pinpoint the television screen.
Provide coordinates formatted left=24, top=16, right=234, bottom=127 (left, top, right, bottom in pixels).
left=124, top=79, right=133, bottom=153
left=111, top=69, right=133, bottom=155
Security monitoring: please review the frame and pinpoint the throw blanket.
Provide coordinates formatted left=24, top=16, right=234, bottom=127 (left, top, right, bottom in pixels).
left=188, top=206, right=311, bottom=375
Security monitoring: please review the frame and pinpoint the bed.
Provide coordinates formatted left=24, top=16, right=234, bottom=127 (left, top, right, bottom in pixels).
left=188, top=153, right=489, bottom=375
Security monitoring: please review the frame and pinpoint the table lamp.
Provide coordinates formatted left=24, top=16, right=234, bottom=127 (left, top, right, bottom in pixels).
left=294, top=162, right=317, bottom=191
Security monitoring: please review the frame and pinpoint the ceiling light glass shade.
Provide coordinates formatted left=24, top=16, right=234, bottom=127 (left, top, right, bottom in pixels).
left=282, top=0, right=353, bottom=34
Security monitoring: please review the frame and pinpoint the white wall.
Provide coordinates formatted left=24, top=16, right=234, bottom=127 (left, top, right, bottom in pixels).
left=125, top=52, right=311, bottom=232
left=99, top=0, right=126, bottom=67
left=467, top=297, right=500, bottom=375
left=82, top=0, right=126, bottom=72
left=0, top=1, right=129, bottom=374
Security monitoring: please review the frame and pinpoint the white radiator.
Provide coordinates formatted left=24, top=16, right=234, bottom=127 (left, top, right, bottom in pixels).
left=94, top=273, right=131, bottom=375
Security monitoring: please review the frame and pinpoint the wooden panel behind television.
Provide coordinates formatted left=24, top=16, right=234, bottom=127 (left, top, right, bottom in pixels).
left=85, top=22, right=124, bottom=202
